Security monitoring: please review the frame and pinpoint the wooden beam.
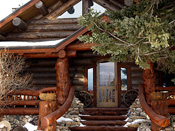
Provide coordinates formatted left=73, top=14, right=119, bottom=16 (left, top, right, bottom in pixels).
left=58, top=49, right=66, bottom=58
left=35, top=1, right=49, bottom=16
left=0, top=108, right=39, bottom=115
left=6, top=31, right=74, bottom=40
left=60, top=0, right=69, bottom=3
left=23, top=50, right=76, bottom=58
left=45, top=0, right=81, bottom=19
left=12, top=17, right=28, bottom=31
left=82, top=0, right=91, bottom=15
left=66, top=43, right=95, bottom=51
left=93, top=0, right=120, bottom=10
left=0, top=35, right=6, bottom=40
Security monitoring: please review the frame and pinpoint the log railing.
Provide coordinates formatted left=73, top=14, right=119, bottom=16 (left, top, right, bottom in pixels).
left=40, top=86, right=75, bottom=129
left=0, top=87, right=56, bottom=115
left=139, top=85, right=169, bottom=128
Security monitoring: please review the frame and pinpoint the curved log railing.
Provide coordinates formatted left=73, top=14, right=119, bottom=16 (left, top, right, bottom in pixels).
left=40, top=86, right=75, bottom=130
left=139, top=85, right=169, bottom=128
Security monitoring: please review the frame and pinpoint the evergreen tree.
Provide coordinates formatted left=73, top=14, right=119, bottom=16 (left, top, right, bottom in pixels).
left=78, top=0, right=175, bottom=74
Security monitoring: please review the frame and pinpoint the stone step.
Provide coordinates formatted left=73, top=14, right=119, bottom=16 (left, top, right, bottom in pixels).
left=81, top=110, right=127, bottom=116
left=84, top=108, right=129, bottom=112
left=81, top=120, right=127, bottom=126
left=70, top=126, right=137, bottom=131
left=80, top=115, right=127, bottom=120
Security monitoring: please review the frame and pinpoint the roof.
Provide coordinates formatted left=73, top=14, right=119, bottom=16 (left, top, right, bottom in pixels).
left=0, top=0, right=128, bottom=56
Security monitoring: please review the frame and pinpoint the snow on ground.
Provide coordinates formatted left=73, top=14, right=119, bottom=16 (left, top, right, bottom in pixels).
left=124, top=119, right=146, bottom=127
left=56, top=116, right=73, bottom=123
left=79, top=114, right=90, bottom=116
left=23, top=123, right=38, bottom=131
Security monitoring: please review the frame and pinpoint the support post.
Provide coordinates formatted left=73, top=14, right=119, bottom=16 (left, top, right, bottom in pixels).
left=38, top=101, right=57, bottom=131
left=142, top=63, right=155, bottom=105
left=82, top=0, right=91, bottom=15
left=55, top=57, right=70, bottom=106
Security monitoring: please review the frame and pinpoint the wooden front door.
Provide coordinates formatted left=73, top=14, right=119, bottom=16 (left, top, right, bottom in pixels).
left=97, top=61, right=118, bottom=107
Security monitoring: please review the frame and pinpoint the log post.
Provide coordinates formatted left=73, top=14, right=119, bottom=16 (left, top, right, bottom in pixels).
left=55, top=57, right=70, bottom=107
left=12, top=17, right=28, bottom=31
left=35, top=1, right=49, bottom=16
left=142, top=63, right=156, bottom=105
left=82, top=0, right=91, bottom=15
left=38, top=101, right=57, bottom=131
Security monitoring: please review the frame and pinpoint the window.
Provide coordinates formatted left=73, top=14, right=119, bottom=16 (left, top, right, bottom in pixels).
left=121, top=68, right=127, bottom=91
left=88, top=68, right=93, bottom=91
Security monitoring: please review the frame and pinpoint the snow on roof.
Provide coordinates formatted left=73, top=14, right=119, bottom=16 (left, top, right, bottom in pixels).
left=0, top=39, right=65, bottom=49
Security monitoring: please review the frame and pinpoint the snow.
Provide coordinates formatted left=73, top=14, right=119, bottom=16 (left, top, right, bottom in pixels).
left=56, top=116, right=73, bottom=123
left=0, top=39, right=64, bottom=48
left=124, top=119, right=146, bottom=127
left=79, top=123, right=86, bottom=127
left=23, top=123, right=38, bottom=131
left=79, top=114, right=90, bottom=116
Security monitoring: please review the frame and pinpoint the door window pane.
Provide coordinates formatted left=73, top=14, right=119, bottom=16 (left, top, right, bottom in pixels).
left=88, top=68, right=93, bottom=91
left=121, top=68, right=127, bottom=91
left=99, top=62, right=115, bottom=86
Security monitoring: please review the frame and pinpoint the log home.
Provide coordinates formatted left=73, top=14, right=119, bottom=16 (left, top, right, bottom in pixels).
left=0, top=0, right=174, bottom=131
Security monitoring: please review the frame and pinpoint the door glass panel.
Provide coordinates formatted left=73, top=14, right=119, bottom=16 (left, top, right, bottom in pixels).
left=88, top=68, right=93, bottom=91
left=99, top=62, right=115, bottom=86
left=121, top=68, right=127, bottom=91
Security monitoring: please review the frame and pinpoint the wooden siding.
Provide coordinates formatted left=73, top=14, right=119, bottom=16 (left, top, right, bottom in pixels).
left=5, top=18, right=81, bottom=41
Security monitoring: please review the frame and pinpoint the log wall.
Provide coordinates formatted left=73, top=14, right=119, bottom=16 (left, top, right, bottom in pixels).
left=5, top=18, right=81, bottom=41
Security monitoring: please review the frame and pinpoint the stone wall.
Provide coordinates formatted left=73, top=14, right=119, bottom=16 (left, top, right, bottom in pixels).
left=2, top=96, right=84, bottom=131
left=125, top=97, right=175, bottom=131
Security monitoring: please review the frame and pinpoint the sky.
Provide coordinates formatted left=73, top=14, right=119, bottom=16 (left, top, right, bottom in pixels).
left=0, top=0, right=106, bottom=21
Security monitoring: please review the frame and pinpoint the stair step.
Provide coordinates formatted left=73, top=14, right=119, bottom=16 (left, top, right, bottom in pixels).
left=80, top=115, right=127, bottom=120
left=81, top=120, right=127, bottom=126
left=81, top=111, right=127, bottom=116
left=84, top=108, right=129, bottom=112
left=70, top=126, right=137, bottom=131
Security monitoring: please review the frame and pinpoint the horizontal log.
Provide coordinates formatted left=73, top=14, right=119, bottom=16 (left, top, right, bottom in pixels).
left=139, top=85, right=169, bottom=127
left=26, top=67, right=56, bottom=72
left=155, top=86, right=175, bottom=91
left=33, top=85, right=56, bottom=89
left=84, top=108, right=129, bottom=111
left=81, top=120, right=126, bottom=126
left=29, top=18, right=78, bottom=25
left=12, top=17, right=28, bottom=31
left=70, top=126, right=137, bottom=131
left=66, top=43, right=95, bottom=51
left=168, top=107, right=175, bottom=114
left=27, top=59, right=57, bottom=66
left=24, top=50, right=76, bottom=58
left=33, top=80, right=56, bottom=85
left=74, top=86, right=84, bottom=91
left=0, top=108, right=39, bottom=115
left=69, top=67, right=85, bottom=72
left=32, top=73, right=56, bottom=78
left=77, top=51, right=100, bottom=57
left=168, top=99, right=175, bottom=106
left=27, top=24, right=81, bottom=32
left=93, top=0, right=120, bottom=10
left=0, top=35, right=6, bottom=40
left=80, top=115, right=127, bottom=120
left=6, top=31, right=74, bottom=40
left=0, top=100, right=40, bottom=106
left=35, top=1, right=48, bottom=16
left=72, top=59, right=93, bottom=65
